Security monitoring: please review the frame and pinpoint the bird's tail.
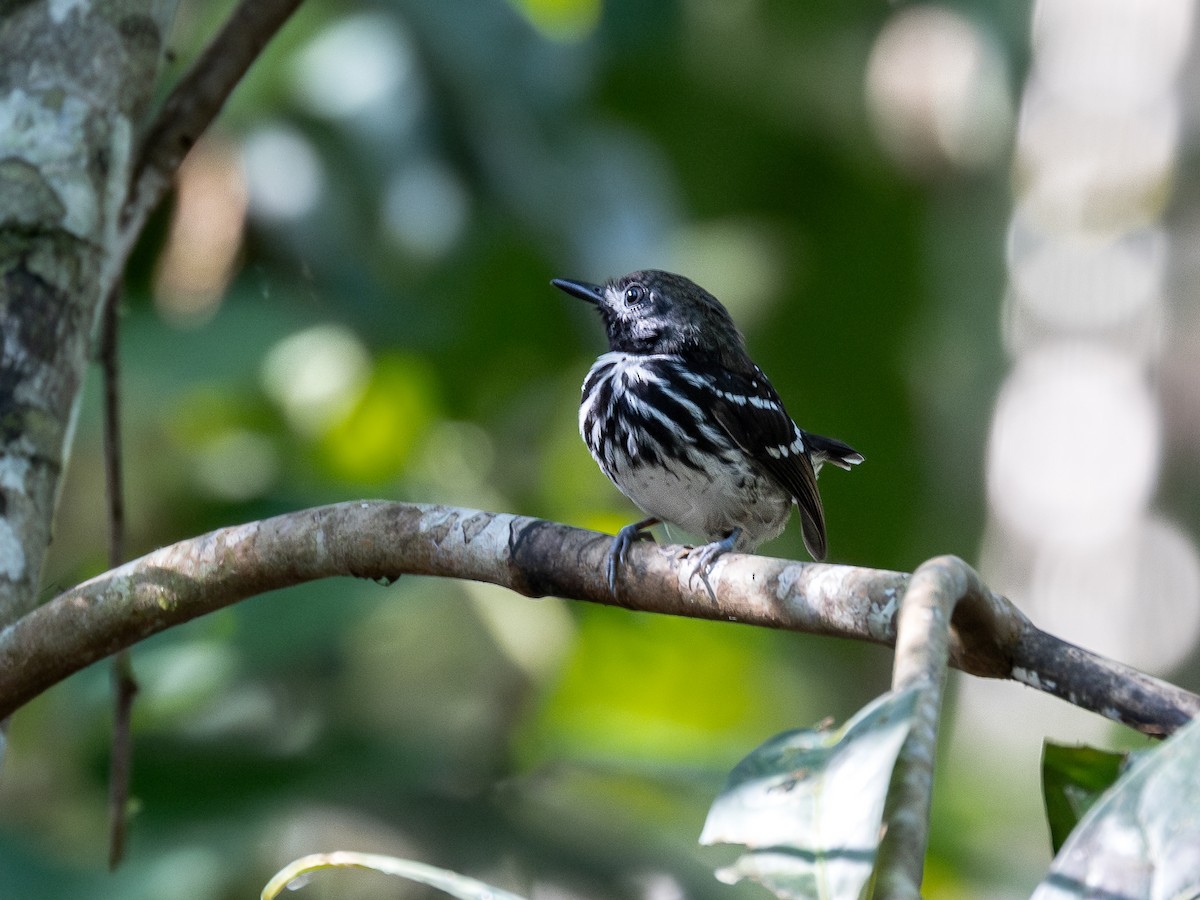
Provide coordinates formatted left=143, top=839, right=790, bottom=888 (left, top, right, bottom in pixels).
left=805, top=433, right=864, bottom=471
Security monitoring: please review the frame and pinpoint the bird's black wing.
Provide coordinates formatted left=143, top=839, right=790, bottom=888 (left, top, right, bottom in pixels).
left=706, top=365, right=828, bottom=560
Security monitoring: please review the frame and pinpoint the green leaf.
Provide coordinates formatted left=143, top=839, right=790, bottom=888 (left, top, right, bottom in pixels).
left=700, top=686, right=919, bottom=900
left=1041, top=743, right=1126, bottom=854
left=260, top=852, right=529, bottom=900
left=1032, top=716, right=1200, bottom=899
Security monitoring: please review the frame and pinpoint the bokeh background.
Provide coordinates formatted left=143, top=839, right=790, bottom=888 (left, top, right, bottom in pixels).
left=4, top=0, right=1200, bottom=897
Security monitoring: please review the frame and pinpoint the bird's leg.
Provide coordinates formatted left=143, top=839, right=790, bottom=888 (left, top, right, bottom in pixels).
left=685, top=527, right=742, bottom=601
left=607, top=516, right=660, bottom=594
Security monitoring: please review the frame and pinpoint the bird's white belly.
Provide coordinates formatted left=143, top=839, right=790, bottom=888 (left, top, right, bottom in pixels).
left=608, top=454, right=792, bottom=549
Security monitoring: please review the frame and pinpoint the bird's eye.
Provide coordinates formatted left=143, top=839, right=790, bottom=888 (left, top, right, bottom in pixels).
left=624, top=284, right=646, bottom=306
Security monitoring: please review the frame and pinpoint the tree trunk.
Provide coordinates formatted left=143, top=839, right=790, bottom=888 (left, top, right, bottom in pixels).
left=0, top=0, right=174, bottom=625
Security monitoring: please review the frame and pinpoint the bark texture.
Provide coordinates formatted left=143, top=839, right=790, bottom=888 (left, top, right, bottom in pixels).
left=0, top=0, right=174, bottom=624
left=0, top=501, right=1194, bottom=736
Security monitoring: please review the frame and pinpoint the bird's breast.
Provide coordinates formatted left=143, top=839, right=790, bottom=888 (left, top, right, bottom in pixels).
left=578, top=353, right=792, bottom=545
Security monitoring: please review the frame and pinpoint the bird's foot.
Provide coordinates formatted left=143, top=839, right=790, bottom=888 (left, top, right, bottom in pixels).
left=606, top=517, right=660, bottom=595
left=683, top=529, right=741, bottom=602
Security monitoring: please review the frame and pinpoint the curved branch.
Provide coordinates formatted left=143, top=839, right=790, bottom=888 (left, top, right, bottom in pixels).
left=0, top=502, right=1195, bottom=733
left=876, top=556, right=979, bottom=898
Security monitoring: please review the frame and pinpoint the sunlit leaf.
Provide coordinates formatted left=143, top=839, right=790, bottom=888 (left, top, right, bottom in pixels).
left=1041, top=743, right=1126, bottom=855
left=700, top=686, right=919, bottom=900
left=261, top=851, right=529, bottom=900
left=1031, top=715, right=1200, bottom=900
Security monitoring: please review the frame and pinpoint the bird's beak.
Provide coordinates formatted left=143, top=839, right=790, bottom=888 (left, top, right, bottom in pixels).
left=551, top=278, right=604, bottom=305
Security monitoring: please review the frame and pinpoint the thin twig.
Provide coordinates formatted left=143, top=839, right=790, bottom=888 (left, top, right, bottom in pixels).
left=107, top=651, right=137, bottom=868
left=0, top=502, right=1193, bottom=735
left=100, top=285, right=127, bottom=594
left=99, top=285, right=138, bottom=870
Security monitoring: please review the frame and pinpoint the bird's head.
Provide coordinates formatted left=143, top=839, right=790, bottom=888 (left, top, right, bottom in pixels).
left=553, top=269, right=748, bottom=365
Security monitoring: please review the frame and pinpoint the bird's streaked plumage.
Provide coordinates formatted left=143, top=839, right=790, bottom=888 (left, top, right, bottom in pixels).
left=554, top=269, right=862, bottom=592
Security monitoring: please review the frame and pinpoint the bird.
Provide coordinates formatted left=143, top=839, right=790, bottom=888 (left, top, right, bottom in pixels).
left=553, top=268, right=862, bottom=594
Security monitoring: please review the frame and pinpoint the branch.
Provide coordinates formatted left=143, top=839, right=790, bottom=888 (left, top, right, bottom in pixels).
left=875, top=556, right=976, bottom=898
left=0, top=503, right=1194, bottom=734
left=116, top=0, right=304, bottom=258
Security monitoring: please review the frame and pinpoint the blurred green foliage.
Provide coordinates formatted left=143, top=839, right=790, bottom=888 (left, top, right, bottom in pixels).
left=1, top=0, right=1042, bottom=897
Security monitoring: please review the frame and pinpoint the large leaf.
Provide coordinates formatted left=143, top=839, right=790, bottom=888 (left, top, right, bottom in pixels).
left=261, top=852, right=529, bottom=900
left=700, top=686, right=919, bottom=900
left=1041, top=743, right=1127, bottom=854
left=1032, top=714, right=1200, bottom=900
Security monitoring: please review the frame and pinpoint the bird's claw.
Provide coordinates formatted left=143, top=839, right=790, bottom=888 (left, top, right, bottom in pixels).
left=606, top=521, right=657, bottom=595
left=683, top=530, right=740, bottom=602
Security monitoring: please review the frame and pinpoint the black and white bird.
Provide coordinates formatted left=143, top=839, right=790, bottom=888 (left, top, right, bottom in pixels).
left=553, top=269, right=862, bottom=593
